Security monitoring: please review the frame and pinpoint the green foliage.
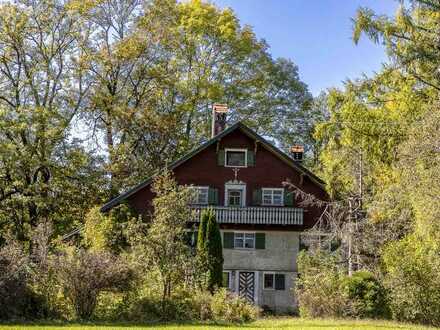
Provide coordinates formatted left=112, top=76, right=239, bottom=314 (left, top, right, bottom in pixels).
left=353, top=2, right=440, bottom=92
left=83, top=205, right=138, bottom=253
left=0, top=237, right=50, bottom=320
left=128, top=170, right=194, bottom=309
left=383, top=232, right=440, bottom=326
left=343, top=271, right=390, bottom=319
left=204, top=209, right=223, bottom=292
left=55, top=246, right=134, bottom=320
left=0, top=0, right=106, bottom=241
left=297, top=251, right=390, bottom=319
left=296, top=251, right=351, bottom=318
left=210, top=288, right=260, bottom=323
left=195, top=209, right=209, bottom=288
left=84, top=0, right=313, bottom=191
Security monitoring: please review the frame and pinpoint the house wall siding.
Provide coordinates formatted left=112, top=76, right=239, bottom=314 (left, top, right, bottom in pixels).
left=222, top=230, right=299, bottom=313
left=127, top=129, right=327, bottom=230
left=258, top=272, right=297, bottom=313
left=222, top=230, right=299, bottom=272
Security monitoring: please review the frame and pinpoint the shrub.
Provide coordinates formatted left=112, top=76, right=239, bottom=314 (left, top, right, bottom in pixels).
left=210, top=288, right=260, bottom=323
left=124, top=286, right=259, bottom=323
left=0, top=238, right=50, bottom=320
left=55, top=247, right=134, bottom=320
left=342, top=271, right=390, bottom=319
left=191, top=290, right=213, bottom=321
left=296, top=250, right=351, bottom=318
left=383, top=233, right=440, bottom=326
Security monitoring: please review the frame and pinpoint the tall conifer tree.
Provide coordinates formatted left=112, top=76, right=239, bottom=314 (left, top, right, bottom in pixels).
left=196, top=209, right=209, bottom=287
left=205, top=209, right=224, bottom=292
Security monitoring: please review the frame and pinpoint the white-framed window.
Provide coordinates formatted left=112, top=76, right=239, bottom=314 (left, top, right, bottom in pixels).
left=263, top=272, right=275, bottom=290
left=262, top=188, right=284, bottom=206
left=225, top=148, right=247, bottom=167
left=227, top=189, right=242, bottom=207
left=234, top=232, right=255, bottom=249
left=190, top=186, right=209, bottom=205
left=225, top=183, right=246, bottom=207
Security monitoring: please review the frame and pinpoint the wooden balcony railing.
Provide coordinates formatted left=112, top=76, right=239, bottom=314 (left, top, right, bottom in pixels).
left=190, top=206, right=303, bottom=225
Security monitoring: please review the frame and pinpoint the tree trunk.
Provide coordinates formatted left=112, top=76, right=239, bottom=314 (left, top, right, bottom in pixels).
left=105, top=112, right=119, bottom=197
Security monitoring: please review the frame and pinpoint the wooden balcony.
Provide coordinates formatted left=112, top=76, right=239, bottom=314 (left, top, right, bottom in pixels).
left=190, top=206, right=303, bottom=225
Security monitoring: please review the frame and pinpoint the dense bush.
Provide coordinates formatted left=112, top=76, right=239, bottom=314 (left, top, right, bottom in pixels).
left=210, top=288, right=260, bottom=323
left=122, top=286, right=259, bottom=322
left=55, top=247, right=134, bottom=320
left=296, top=251, right=390, bottom=319
left=0, top=239, right=50, bottom=320
left=383, top=233, right=440, bottom=326
left=296, top=251, right=351, bottom=318
left=342, top=271, right=390, bottom=319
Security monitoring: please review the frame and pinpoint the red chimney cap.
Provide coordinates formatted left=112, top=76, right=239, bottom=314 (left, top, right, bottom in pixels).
left=290, top=145, right=304, bottom=153
left=213, top=103, right=228, bottom=113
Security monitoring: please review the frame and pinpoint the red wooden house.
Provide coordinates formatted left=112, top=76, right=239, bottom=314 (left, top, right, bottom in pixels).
left=102, top=108, right=327, bottom=313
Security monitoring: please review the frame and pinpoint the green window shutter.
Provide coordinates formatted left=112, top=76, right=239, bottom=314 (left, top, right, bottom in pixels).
left=208, top=187, right=219, bottom=205
left=284, top=190, right=294, bottom=207
left=223, top=232, right=234, bottom=249
left=255, top=233, right=265, bottom=249
left=247, top=151, right=255, bottom=167
left=217, top=150, right=225, bottom=166
left=275, top=273, right=285, bottom=290
left=252, top=188, right=262, bottom=206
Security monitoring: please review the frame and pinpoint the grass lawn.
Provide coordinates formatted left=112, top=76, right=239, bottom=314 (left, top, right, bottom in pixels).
left=0, top=318, right=437, bottom=330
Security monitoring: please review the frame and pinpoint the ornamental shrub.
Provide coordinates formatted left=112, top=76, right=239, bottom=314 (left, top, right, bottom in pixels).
left=342, top=271, right=390, bottom=319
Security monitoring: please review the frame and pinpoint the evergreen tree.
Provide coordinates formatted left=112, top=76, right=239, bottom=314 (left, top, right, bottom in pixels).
left=196, top=209, right=209, bottom=288
left=204, top=209, right=224, bottom=292
left=197, top=210, right=209, bottom=257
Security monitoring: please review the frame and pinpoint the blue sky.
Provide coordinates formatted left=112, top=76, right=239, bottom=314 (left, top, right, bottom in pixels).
left=210, top=0, right=398, bottom=95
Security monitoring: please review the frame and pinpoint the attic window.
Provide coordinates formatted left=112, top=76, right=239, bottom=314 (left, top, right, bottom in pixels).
left=225, top=149, right=247, bottom=167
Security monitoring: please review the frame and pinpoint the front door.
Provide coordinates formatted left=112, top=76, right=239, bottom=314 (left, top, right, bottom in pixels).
left=238, top=271, right=255, bottom=302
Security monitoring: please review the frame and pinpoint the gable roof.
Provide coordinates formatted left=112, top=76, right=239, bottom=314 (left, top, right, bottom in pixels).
left=101, top=122, right=325, bottom=212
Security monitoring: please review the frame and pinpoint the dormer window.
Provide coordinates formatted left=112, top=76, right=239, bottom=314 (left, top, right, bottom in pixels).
left=225, top=148, right=247, bottom=167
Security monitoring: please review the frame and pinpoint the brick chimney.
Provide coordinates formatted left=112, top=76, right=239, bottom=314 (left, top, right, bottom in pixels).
left=211, top=103, right=228, bottom=137
left=290, top=145, right=304, bottom=162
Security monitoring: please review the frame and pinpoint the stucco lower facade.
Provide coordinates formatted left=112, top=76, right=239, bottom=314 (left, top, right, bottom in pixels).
left=221, top=230, right=300, bottom=313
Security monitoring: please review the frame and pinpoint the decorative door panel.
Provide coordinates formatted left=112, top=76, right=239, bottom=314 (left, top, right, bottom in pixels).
left=239, top=271, right=255, bottom=302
